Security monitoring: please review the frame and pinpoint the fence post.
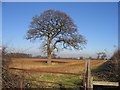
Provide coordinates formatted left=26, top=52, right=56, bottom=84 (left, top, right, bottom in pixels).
left=20, top=69, right=25, bottom=90
left=20, top=80, right=23, bottom=90
left=90, top=77, right=93, bottom=89
left=84, top=59, right=92, bottom=90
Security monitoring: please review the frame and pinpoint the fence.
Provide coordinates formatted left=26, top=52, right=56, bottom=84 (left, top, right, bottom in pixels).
left=10, top=67, right=84, bottom=89
left=84, top=59, right=119, bottom=90
left=4, top=59, right=120, bottom=89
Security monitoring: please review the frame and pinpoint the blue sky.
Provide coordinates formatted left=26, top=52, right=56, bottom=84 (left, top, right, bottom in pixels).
left=0, top=2, right=1, bottom=44
left=2, top=2, right=118, bottom=58
left=2, top=0, right=120, bottom=2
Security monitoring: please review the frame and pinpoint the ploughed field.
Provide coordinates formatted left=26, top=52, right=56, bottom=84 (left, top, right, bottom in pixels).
left=8, top=58, right=107, bottom=88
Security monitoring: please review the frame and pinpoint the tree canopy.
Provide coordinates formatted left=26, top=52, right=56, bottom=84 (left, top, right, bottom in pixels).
left=26, top=10, right=87, bottom=63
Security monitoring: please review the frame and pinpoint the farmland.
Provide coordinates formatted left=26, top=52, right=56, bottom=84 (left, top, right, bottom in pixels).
left=8, top=58, right=107, bottom=88
left=9, top=58, right=107, bottom=73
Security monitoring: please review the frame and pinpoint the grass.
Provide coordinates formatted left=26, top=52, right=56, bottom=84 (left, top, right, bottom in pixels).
left=91, top=60, right=118, bottom=82
left=26, top=73, right=83, bottom=88
left=9, top=58, right=106, bottom=73
left=9, top=58, right=107, bottom=88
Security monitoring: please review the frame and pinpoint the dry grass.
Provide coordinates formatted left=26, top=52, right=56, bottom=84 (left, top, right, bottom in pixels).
left=9, top=58, right=107, bottom=74
left=7, top=58, right=107, bottom=88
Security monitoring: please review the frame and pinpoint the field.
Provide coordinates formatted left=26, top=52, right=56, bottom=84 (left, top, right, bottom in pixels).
left=9, top=58, right=107, bottom=88
left=9, top=58, right=106, bottom=73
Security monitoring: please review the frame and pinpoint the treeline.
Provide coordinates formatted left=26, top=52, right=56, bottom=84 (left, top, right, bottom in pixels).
left=7, top=53, right=32, bottom=58
left=1, top=46, right=32, bottom=58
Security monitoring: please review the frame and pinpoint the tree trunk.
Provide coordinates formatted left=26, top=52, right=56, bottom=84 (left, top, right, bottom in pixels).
left=47, top=39, right=52, bottom=64
left=47, top=54, right=52, bottom=64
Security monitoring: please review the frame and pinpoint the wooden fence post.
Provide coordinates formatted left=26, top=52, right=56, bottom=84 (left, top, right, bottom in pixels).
left=20, top=80, right=23, bottom=90
left=90, top=77, right=93, bottom=89
left=84, top=59, right=92, bottom=90
left=20, top=69, right=25, bottom=90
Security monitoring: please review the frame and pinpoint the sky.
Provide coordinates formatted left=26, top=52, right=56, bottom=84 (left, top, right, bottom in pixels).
left=2, top=0, right=120, bottom=2
left=0, top=2, right=2, bottom=47
left=2, top=2, right=118, bottom=58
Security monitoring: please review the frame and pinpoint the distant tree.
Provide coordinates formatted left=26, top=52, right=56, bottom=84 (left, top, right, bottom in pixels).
left=26, top=10, right=87, bottom=64
left=89, top=56, right=92, bottom=59
left=8, top=53, right=32, bottom=58
left=96, top=53, right=101, bottom=60
left=101, top=52, right=107, bottom=60
left=79, top=56, right=83, bottom=59
left=34, top=55, right=41, bottom=58
left=96, top=52, right=107, bottom=60
left=2, top=47, right=8, bottom=58
left=2, top=46, right=9, bottom=67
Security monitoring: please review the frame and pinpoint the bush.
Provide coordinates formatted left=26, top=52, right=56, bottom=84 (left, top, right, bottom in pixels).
left=93, top=49, right=120, bottom=82
left=2, top=46, right=29, bottom=89
left=93, top=60, right=118, bottom=81
left=111, top=49, right=120, bottom=82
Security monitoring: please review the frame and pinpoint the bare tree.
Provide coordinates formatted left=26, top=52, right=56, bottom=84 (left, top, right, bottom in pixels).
left=97, top=53, right=101, bottom=60
left=26, top=10, right=86, bottom=63
left=96, top=52, right=107, bottom=60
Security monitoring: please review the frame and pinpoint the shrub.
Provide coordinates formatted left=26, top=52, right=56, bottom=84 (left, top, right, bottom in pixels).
left=93, top=49, right=120, bottom=82
left=2, top=46, right=28, bottom=89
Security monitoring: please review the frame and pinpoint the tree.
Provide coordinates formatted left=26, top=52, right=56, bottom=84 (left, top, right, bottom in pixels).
left=26, top=10, right=86, bottom=63
left=96, top=52, right=107, bottom=60
left=79, top=56, right=83, bottom=60
left=101, top=52, right=107, bottom=60
left=89, top=56, right=92, bottom=60
left=97, top=53, right=101, bottom=59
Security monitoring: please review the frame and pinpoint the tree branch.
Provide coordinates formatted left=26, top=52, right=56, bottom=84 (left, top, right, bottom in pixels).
left=51, top=39, right=66, bottom=52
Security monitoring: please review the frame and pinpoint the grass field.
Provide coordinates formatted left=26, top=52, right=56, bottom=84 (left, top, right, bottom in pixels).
left=9, top=58, right=106, bottom=73
left=9, top=58, right=107, bottom=88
